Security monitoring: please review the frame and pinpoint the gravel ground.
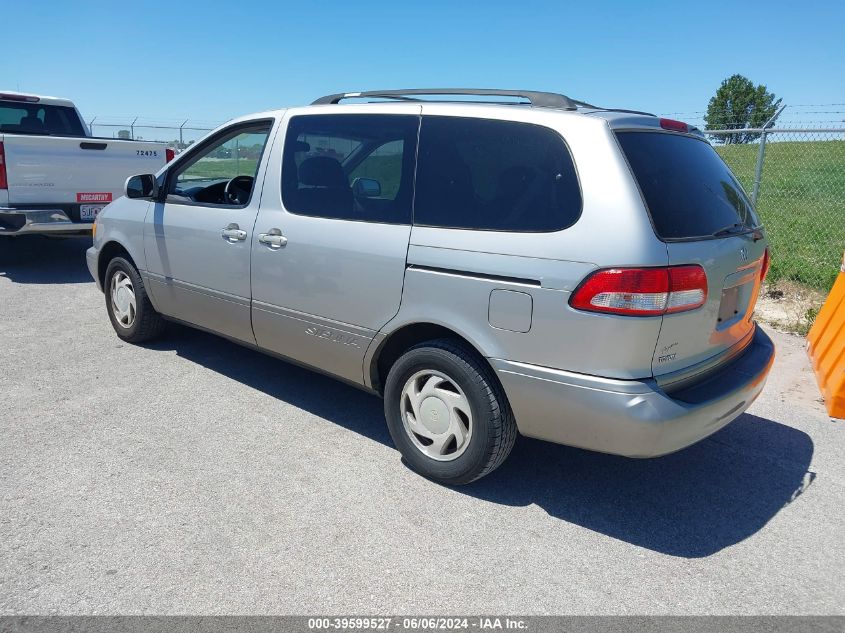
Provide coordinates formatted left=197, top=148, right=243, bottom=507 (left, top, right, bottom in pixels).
left=1, top=236, right=843, bottom=615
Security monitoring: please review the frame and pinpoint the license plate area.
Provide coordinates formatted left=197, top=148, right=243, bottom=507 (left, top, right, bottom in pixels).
left=79, top=205, right=105, bottom=221
left=716, top=281, right=757, bottom=330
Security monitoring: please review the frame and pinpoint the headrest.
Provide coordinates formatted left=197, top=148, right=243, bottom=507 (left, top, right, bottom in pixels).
left=19, top=116, right=44, bottom=130
left=298, top=156, right=347, bottom=188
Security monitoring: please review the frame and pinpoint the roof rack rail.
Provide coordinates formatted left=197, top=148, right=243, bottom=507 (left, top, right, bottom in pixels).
left=312, top=89, right=579, bottom=111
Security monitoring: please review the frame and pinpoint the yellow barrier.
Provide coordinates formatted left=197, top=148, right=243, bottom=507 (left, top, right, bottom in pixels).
left=807, top=251, right=845, bottom=419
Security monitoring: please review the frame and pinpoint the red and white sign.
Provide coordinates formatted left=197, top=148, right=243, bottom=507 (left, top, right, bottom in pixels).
left=77, top=192, right=112, bottom=203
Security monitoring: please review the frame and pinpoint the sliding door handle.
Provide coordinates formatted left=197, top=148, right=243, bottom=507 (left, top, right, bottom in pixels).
left=258, top=228, right=287, bottom=248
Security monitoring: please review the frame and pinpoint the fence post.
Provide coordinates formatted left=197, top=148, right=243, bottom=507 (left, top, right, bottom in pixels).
left=751, top=131, right=768, bottom=206
left=751, top=105, right=786, bottom=206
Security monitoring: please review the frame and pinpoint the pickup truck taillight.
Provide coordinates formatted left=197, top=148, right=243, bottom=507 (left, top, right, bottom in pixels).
left=166, top=148, right=175, bottom=163
left=569, top=265, right=708, bottom=316
left=0, top=142, right=7, bottom=189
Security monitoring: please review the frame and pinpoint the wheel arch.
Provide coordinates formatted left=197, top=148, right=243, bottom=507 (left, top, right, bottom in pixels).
left=97, top=241, right=136, bottom=288
left=368, top=321, right=493, bottom=395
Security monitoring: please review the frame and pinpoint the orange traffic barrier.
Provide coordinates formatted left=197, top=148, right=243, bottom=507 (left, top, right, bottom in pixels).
left=807, top=251, right=845, bottom=418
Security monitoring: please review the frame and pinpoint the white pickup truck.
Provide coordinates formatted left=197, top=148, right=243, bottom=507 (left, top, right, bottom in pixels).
left=0, top=91, right=172, bottom=236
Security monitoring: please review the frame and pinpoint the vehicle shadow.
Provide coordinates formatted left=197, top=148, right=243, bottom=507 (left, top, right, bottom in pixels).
left=151, top=324, right=815, bottom=559
left=466, top=416, right=815, bottom=557
left=0, top=235, right=93, bottom=284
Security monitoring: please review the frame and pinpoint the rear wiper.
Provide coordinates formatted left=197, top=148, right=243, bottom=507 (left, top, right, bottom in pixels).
left=711, top=222, right=751, bottom=238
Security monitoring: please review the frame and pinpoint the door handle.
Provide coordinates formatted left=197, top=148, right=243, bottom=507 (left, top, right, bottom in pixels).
left=221, top=223, right=247, bottom=242
left=258, top=228, right=288, bottom=248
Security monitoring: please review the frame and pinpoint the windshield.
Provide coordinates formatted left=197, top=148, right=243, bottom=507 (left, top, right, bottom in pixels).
left=0, top=101, right=86, bottom=136
left=616, top=131, right=760, bottom=240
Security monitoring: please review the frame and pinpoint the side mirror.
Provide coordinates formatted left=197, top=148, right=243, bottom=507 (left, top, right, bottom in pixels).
left=125, top=174, right=157, bottom=199
left=352, top=177, right=381, bottom=198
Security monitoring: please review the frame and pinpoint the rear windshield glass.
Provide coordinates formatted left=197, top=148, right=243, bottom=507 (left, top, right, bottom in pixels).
left=0, top=102, right=85, bottom=136
left=616, top=131, right=759, bottom=240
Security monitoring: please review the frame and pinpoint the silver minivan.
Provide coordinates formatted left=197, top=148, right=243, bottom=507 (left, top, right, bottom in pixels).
left=87, top=89, right=775, bottom=484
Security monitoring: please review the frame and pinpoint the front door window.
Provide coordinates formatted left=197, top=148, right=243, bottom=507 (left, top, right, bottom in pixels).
left=168, top=123, right=272, bottom=207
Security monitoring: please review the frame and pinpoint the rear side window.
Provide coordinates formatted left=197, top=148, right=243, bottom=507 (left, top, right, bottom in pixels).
left=616, top=131, right=760, bottom=240
left=0, top=102, right=85, bottom=136
left=281, top=114, right=419, bottom=224
left=414, top=116, right=581, bottom=232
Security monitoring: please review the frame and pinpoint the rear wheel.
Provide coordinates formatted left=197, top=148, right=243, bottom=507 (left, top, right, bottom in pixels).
left=104, top=257, right=165, bottom=343
left=383, top=339, right=517, bottom=485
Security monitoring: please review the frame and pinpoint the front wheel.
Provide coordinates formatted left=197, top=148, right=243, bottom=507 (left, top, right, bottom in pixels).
left=383, top=339, right=517, bottom=485
left=104, top=257, right=165, bottom=343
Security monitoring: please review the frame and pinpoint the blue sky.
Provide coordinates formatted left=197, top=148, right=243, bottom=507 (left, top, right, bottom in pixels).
left=2, top=0, right=843, bottom=125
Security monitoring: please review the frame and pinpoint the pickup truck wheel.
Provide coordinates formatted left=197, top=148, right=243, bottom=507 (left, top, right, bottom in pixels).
left=104, top=257, right=165, bottom=343
left=383, top=339, right=517, bottom=485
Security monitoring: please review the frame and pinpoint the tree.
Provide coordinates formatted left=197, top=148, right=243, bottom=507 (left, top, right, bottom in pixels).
left=705, top=74, right=782, bottom=144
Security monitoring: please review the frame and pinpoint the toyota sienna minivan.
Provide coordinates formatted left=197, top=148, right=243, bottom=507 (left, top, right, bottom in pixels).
left=87, top=89, right=775, bottom=484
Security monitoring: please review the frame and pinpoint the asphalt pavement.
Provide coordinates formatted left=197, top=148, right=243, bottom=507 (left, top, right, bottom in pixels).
left=1, top=236, right=842, bottom=614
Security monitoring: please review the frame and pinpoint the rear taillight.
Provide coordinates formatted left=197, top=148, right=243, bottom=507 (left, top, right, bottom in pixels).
left=165, top=148, right=175, bottom=163
left=0, top=142, right=7, bottom=190
left=570, top=268, right=669, bottom=316
left=570, top=265, right=708, bottom=316
left=659, top=118, right=689, bottom=133
left=666, top=265, right=708, bottom=313
left=760, top=248, right=770, bottom=282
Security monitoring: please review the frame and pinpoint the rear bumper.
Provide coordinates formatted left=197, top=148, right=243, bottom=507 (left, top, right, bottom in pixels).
left=0, top=208, right=93, bottom=236
left=493, top=326, right=775, bottom=457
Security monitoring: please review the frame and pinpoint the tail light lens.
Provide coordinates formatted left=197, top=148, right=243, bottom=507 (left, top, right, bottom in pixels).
left=760, top=248, right=770, bottom=282
left=165, top=148, right=175, bottom=163
left=570, top=268, right=669, bottom=316
left=570, top=265, right=708, bottom=316
left=0, top=142, right=7, bottom=190
left=666, top=265, right=708, bottom=313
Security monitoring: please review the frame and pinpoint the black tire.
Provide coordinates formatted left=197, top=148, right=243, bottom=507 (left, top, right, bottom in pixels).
left=383, top=339, right=517, bottom=485
left=104, top=256, right=165, bottom=343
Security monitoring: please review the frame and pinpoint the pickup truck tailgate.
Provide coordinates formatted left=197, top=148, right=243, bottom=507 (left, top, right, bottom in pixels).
left=3, top=135, right=166, bottom=206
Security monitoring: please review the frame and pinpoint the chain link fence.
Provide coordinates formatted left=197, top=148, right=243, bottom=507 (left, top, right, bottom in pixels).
left=707, top=127, right=845, bottom=295
left=87, top=117, right=221, bottom=151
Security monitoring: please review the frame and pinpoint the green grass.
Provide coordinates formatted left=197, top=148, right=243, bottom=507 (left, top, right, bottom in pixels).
left=182, top=158, right=259, bottom=180
left=716, top=140, right=845, bottom=292
left=186, top=156, right=404, bottom=198
left=349, top=155, right=402, bottom=198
